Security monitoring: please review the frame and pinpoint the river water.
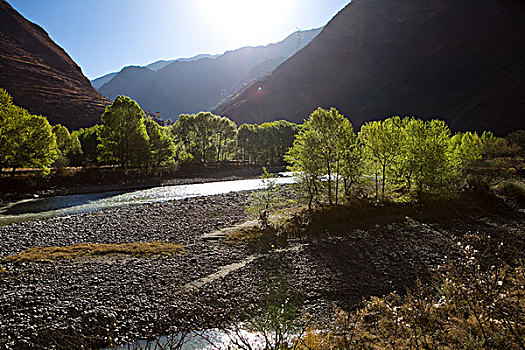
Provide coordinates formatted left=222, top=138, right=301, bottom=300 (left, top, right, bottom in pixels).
left=0, top=174, right=296, bottom=226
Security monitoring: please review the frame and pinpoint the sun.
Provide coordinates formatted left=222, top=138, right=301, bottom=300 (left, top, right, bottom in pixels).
left=194, top=0, right=296, bottom=48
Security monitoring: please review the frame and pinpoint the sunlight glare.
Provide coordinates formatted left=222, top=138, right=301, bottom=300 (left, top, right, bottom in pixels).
left=194, top=0, right=296, bottom=48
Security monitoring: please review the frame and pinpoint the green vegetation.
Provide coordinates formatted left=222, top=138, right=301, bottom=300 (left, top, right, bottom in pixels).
left=52, top=124, right=82, bottom=167
left=2, top=242, right=185, bottom=262
left=286, top=107, right=360, bottom=208
left=0, top=88, right=57, bottom=174
left=75, top=124, right=102, bottom=165
left=171, top=112, right=237, bottom=163
left=0, top=90, right=297, bottom=173
left=144, top=117, right=176, bottom=167
left=285, top=108, right=521, bottom=205
left=98, top=95, right=151, bottom=167
left=1, top=89, right=522, bottom=202
left=238, top=120, right=299, bottom=164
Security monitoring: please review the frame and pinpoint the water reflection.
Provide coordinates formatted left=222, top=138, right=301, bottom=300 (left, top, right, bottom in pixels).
left=0, top=175, right=296, bottom=226
left=0, top=191, right=123, bottom=215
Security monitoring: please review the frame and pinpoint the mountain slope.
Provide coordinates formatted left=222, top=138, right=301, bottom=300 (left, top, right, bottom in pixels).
left=0, top=0, right=109, bottom=129
left=215, top=0, right=525, bottom=135
left=98, top=28, right=321, bottom=119
left=91, top=72, right=118, bottom=90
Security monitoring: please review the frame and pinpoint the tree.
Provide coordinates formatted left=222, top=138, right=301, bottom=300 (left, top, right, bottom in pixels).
left=286, top=107, right=360, bottom=207
left=358, top=117, right=404, bottom=199
left=76, top=125, right=102, bottom=165
left=448, top=131, right=482, bottom=185
left=238, top=124, right=258, bottom=161
left=143, top=118, right=175, bottom=166
left=98, top=96, right=150, bottom=167
left=171, top=112, right=237, bottom=163
left=246, top=168, right=280, bottom=228
left=210, top=116, right=237, bottom=162
left=285, top=128, right=323, bottom=210
left=0, top=89, right=17, bottom=171
left=52, top=124, right=82, bottom=167
left=392, top=118, right=451, bottom=195
left=0, top=88, right=57, bottom=174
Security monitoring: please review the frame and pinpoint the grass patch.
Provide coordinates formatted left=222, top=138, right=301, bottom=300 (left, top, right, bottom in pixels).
left=2, top=242, right=185, bottom=263
left=226, top=227, right=263, bottom=245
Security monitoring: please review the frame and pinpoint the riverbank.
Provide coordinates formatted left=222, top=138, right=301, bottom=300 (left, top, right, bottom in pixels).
left=0, top=190, right=523, bottom=349
left=0, top=163, right=285, bottom=202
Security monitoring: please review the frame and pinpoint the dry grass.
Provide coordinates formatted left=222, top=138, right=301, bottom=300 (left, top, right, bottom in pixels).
left=2, top=242, right=185, bottom=262
left=226, top=227, right=263, bottom=245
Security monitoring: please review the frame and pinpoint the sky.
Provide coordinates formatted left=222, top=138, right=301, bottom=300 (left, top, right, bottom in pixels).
left=9, top=0, right=350, bottom=80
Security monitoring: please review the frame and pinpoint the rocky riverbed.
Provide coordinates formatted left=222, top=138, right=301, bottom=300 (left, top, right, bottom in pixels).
left=0, top=190, right=523, bottom=349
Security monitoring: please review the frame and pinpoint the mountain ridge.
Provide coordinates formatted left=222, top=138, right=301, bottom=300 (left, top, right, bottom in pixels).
left=214, top=0, right=525, bottom=135
left=97, top=27, right=322, bottom=119
left=0, top=0, right=109, bottom=129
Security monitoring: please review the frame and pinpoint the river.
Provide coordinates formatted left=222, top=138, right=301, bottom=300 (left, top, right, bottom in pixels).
left=0, top=174, right=296, bottom=226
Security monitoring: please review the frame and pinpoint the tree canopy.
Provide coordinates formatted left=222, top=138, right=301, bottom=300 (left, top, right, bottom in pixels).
left=286, top=107, right=360, bottom=207
left=98, top=95, right=150, bottom=167
left=0, top=88, right=57, bottom=173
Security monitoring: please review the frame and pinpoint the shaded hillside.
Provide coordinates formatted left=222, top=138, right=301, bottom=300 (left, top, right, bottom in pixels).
left=215, top=0, right=525, bottom=135
left=98, top=28, right=321, bottom=119
left=0, top=0, right=109, bottom=129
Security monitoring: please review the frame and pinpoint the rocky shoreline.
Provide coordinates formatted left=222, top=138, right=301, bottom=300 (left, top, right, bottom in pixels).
left=0, top=189, right=523, bottom=349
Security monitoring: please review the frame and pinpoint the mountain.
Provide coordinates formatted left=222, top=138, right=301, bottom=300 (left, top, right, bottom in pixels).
left=97, top=28, right=322, bottom=119
left=91, top=54, right=221, bottom=90
left=91, top=72, right=118, bottom=90
left=0, top=0, right=109, bottom=129
left=145, top=54, right=221, bottom=71
left=214, top=0, right=525, bottom=135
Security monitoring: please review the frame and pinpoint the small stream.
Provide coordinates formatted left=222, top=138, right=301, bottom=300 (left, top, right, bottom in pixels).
left=112, top=328, right=294, bottom=350
left=0, top=174, right=296, bottom=226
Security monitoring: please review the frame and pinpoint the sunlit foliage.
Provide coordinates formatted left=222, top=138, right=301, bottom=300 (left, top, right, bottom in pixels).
left=0, top=88, right=57, bottom=174
left=98, top=95, right=150, bottom=167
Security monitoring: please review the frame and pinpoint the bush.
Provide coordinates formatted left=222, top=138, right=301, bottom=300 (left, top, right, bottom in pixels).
left=496, top=180, right=525, bottom=207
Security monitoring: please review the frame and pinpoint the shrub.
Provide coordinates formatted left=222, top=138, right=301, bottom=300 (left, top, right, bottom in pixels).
left=496, top=180, right=525, bottom=207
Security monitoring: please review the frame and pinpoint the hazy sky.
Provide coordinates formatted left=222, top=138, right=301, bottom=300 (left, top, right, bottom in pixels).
left=9, top=0, right=350, bottom=79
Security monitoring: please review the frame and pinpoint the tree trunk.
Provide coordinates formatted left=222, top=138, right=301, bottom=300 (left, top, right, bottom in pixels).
left=327, top=162, right=332, bottom=205
left=335, top=160, right=340, bottom=205
left=375, top=172, right=379, bottom=200
left=381, top=162, right=387, bottom=198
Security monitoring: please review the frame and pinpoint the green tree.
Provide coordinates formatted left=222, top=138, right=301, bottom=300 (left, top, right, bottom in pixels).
left=171, top=112, right=237, bottom=163
left=237, top=123, right=258, bottom=161
left=0, top=89, right=17, bottom=171
left=210, top=115, right=237, bottom=162
left=0, top=88, right=57, bottom=174
left=358, top=117, right=404, bottom=199
left=98, top=96, right=150, bottom=167
left=286, top=107, right=360, bottom=207
left=392, top=118, right=451, bottom=195
left=52, top=124, right=82, bottom=167
left=285, top=127, right=323, bottom=209
left=144, top=118, right=175, bottom=166
left=448, top=131, right=482, bottom=185
left=76, top=125, right=102, bottom=165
